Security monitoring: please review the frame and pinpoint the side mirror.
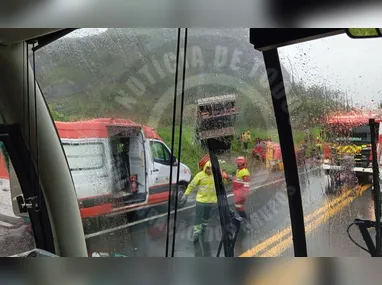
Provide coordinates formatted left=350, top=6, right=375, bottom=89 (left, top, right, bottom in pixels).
left=172, top=156, right=178, bottom=166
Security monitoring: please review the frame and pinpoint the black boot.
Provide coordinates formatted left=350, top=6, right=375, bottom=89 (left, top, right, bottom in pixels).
left=238, top=211, right=252, bottom=232
left=238, top=210, right=248, bottom=220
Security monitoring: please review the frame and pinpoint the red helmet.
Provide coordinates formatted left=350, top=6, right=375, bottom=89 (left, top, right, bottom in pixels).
left=198, top=153, right=210, bottom=170
left=236, top=156, right=247, bottom=166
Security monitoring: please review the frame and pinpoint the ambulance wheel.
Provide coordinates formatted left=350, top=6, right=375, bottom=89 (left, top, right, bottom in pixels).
left=172, top=182, right=187, bottom=208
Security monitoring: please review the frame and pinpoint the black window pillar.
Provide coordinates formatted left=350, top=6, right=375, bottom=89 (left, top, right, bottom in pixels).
left=262, top=48, right=308, bottom=257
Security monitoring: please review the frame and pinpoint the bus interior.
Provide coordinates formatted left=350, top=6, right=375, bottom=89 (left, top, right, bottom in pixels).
left=0, top=28, right=381, bottom=259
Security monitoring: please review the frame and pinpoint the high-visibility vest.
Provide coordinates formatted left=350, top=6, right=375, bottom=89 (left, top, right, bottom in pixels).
left=185, top=162, right=217, bottom=204
left=233, top=168, right=250, bottom=195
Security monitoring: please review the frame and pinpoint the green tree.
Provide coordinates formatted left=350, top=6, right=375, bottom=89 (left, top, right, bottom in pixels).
left=50, top=109, right=69, bottom=121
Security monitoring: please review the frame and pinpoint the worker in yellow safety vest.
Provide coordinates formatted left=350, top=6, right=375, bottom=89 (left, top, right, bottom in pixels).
left=241, top=131, right=251, bottom=152
left=232, top=156, right=251, bottom=221
left=182, top=161, right=217, bottom=243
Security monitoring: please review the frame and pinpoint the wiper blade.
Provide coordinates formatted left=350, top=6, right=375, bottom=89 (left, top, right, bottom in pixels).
left=207, top=140, right=241, bottom=257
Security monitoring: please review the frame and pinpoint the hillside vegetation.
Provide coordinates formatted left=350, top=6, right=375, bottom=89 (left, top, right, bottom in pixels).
left=33, top=29, right=351, bottom=173
left=35, top=29, right=347, bottom=128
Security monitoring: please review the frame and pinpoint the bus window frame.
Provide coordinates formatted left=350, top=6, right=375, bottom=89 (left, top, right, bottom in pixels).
left=0, top=124, right=55, bottom=255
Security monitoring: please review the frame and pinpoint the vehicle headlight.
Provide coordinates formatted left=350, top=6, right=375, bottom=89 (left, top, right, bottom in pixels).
left=323, top=159, right=330, bottom=164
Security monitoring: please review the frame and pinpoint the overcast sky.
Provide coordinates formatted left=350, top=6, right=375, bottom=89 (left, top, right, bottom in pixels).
left=65, top=29, right=382, bottom=109
left=279, top=33, right=382, bottom=108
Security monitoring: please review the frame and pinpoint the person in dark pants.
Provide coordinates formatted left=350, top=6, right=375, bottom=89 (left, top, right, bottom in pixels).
left=194, top=202, right=214, bottom=238
left=182, top=161, right=217, bottom=243
left=241, top=131, right=251, bottom=152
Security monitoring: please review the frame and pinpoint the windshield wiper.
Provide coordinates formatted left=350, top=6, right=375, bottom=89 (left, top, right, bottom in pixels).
left=207, top=140, right=242, bottom=257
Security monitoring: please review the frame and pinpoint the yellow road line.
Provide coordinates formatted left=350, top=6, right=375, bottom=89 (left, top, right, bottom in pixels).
left=240, top=186, right=353, bottom=257
left=358, top=184, right=370, bottom=196
left=260, top=184, right=371, bottom=257
left=240, top=184, right=371, bottom=257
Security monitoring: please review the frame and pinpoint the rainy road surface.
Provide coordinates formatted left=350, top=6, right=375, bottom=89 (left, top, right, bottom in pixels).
left=86, top=164, right=376, bottom=257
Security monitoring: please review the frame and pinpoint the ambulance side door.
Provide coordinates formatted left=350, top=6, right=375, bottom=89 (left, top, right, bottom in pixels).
left=149, top=140, right=176, bottom=193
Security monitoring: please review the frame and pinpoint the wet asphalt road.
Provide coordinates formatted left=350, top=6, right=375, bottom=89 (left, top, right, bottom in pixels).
left=282, top=186, right=374, bottom=257
left=0, top=163, right=375, bottom=257
left=85, top=164, right=376, bottom=257
left=0, top=161, right=375, bottom=257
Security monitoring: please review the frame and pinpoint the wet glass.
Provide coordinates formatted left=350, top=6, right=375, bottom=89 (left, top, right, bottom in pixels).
left=170, top=28, right=292, bottom=257
left=279, top=33, right=382, bottom=256
left=32, top=28, right=305, bottom=257
left=0, top=143, right=35, bottom=256
left=35, top=28, right=199, bottom=257
left=63, top=143, right=105, bottom=170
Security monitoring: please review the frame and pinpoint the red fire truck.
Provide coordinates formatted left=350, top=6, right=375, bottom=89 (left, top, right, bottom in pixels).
left=322, top=111, right=382, bottom=180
